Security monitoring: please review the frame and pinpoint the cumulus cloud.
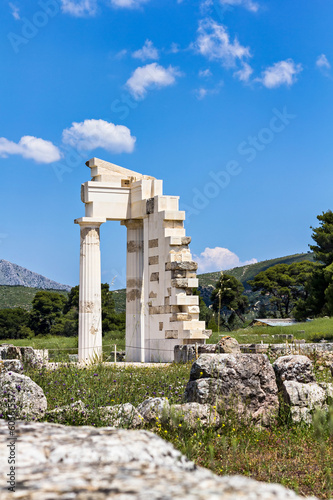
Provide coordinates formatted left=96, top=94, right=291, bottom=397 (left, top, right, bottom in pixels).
left=316, top=54, right=331, bottom=70
left=62, top=119, right=136, bottom=153
left=194, top=18, right=251, bottom=68
left=233, top=62, right=253, bottom=82
left=126, top=63, right=181, bottom=100
left=259, top=59, right=303, bottom=88
left=0, top=136, right=61, bottom=164
left=9, top=3, right=20, bottom=20
left=132, top=40, right=159, bottom=61
left=194, top=247, right=257, bottom=273
left=61, top=0, right=97, bottom=16
left=110, top=0, right=150, bottom=8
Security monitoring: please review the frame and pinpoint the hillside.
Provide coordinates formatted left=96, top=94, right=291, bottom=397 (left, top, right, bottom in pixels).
left=0, top=260, right=71, bottom=291
left=198, top=253, right=314, bottom=289
left=0, top=253, right=314, bottom=312
left=111, top=252, right=315, bottom=313
left=0, top=286, right=68, bottom=311
left=198, top=252, right=314, bottom=307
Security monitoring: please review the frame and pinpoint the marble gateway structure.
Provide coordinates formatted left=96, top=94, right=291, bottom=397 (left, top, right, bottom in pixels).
left=75, top=158, right=211, bottom=363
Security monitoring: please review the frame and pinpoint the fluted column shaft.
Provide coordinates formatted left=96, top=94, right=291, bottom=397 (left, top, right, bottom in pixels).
left=124, top=220, right=145, bottom=362
left=75, top=217, right=105, bottom=363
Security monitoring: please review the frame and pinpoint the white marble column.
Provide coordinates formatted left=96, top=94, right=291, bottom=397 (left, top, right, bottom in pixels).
left=75, top=217, right=106, bottom=364
left=123, top=220, right=145, bottom=362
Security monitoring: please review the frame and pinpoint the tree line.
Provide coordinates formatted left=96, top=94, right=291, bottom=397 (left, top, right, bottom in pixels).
left=0, top=283, right=125, bottom=340
left=206, top=210, right=333, bottom=329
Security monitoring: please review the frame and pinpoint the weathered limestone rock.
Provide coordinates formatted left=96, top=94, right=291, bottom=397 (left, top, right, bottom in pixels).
left=185, top=354, right=279, bottom=425
left=281, top=381, right=329, bottom=424
left=319, top=382, right=333, bottom=399
left=46, top=401, right=143, bottom=428
left=0, top=420, right=318, bottom=499
left=282, top=381, right=327, bottom=409
left=216, top=336, right=241, bottom=354
left=0, top=359, right=23, bottom=374
left=137, top=397, right=170, bottom=423
left=0, top=372, right=47, bottom=419
left=20, top=346, right=48, bottom=365
left=273, top=355, right=315, bottom=386
left=0, top=344, right=22, bottom=360
left=100, top=403, right=144, bottom=428
left=170, top=402, right=220, bottom=428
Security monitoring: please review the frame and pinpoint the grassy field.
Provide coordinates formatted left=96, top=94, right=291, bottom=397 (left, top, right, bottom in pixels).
left=2, top=330, right=125, bottom=361
left=3, top=317, right=333, bottom=361
left=208, top=317, right=333, bottom=345
left=23, top=361, right=333, bottom=499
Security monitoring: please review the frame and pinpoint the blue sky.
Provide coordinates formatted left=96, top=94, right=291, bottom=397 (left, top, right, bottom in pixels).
left=1, top=0, right=332, bottom=288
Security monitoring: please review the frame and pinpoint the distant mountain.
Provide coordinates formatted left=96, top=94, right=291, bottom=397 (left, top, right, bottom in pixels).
left=0, top=260, right=71, bottom=292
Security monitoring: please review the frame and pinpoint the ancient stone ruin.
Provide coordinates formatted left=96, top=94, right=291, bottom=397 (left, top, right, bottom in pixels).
left=75, top=158, right=211, bottom=363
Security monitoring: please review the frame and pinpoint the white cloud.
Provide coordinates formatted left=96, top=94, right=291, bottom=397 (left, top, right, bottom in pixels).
left=61, top=0, right=97, bottom=17
left=233, top=62, right=253, bottom=82
left=194, top=247, right=257, bottom=273
left=169, top=43, right=180, bottom=54
left=194, top=18, right=251, bottom=68
left=126, top=63, right=182, bottom=100
left=9, top=3, right=20, bottom=20
left=194, top=80, right=223, bottom=99
left=316, top=54, right=331, bottom=70
left=199, top=68, right=212, bottom=78
left=110, top=0, right=150, bottom=8
left=218, top=0, right=259, bottom=12
left=0, top=136, right=61, bottom=164
left=62, top=119, right=136, bottom=153
left=132, top=40, right=159, bottom=61
left=259, top=59, right=303, bottom=88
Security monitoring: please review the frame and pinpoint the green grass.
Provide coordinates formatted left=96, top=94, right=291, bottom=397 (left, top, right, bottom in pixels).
left=208, top=317, right=333, bottom=345
left=1, top=330, right=125, bottom=361
left=23, top=361, right=333, bottom=500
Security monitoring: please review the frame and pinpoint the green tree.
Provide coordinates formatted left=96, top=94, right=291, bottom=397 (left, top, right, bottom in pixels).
left=29, top=291, right=67, bottom=336
left=101, top=283, right=125, bottom=334
left=0, top=308, right=30, bottom=339
left=294, top=211, right=333, bottom=320
left=211, top=274, right=249, bottom=326
left=249, top=261, right=316, bottom=318
left=310, top=210, right=333, bottom=266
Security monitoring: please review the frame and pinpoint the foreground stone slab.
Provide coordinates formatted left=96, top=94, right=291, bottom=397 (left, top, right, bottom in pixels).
left=0, top=421, right=318, bottom=499
left=184, top=354, right=279, bottom=426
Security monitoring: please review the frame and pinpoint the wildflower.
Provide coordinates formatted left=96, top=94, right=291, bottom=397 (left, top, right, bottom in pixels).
left=179, top=423, right=182, bottom=427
